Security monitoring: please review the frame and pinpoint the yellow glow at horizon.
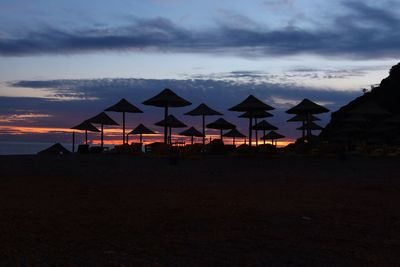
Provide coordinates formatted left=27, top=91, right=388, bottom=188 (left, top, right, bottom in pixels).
left=0, top=125, right=293, bottom=147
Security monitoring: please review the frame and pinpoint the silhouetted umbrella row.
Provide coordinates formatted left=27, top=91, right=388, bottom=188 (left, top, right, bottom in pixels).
left=185, top=103, right=222, bottom=145
left=70, top=88, right=332, bottom=149
left=229, top=95, right=275, bottom=146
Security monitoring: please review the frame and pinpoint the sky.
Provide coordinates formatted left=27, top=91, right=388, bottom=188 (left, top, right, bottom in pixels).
left=0, top=0, right=399, bottom=148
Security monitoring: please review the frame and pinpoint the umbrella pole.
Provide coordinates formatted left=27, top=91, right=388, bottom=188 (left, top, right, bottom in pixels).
left=169, top=127, right=172, bottom=144
left=220, top=129, right=223, bottom=141
left=85, top=130, right=88, bottom=145
left=164, top=106, right=168, bottom=144
left=191, top=135, right=194, bottom=145
left=126, top=134, right=129, bottom=144
left=202, top=115, right=205, bottom=145
left=302, top=119, right=305, bottom=141
left=101, top=124, right=104, bottom=149
left=140, top=133, right=143, bottom=144
left=233, top=137, right=235, bottom=146
left=249, top=117, right=253, bottom=147
left=72, top=131, right=75, bottom=153
left=256, top=118, right=259, bottom=146
left=263, top=130, right=266, bottom=144
left=122, top=111, right=126, bottom=144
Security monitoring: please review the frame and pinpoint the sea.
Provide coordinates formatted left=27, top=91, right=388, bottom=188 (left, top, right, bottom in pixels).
left=0, top=141, right=74, bottom=155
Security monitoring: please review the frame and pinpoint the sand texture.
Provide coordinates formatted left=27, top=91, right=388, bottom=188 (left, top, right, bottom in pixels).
left=0, top=154, right=399, bottom=266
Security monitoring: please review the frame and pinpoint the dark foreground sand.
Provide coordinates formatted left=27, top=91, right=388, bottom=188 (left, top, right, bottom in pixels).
left=0, top=154, right=399, bottom=266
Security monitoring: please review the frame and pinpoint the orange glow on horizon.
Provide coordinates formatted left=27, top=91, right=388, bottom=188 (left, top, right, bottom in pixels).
left=0, top=125, right=294, bottom=147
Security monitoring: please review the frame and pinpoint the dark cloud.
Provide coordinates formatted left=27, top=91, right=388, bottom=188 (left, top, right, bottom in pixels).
left=0, top=1, right=399, bottom=58
left=2, top=78, right=360, bottom=144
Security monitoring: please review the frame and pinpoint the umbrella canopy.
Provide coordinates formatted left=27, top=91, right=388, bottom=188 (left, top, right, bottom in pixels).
left=71, top=120, right=100, bottom=132
left=179, top=126, right=204, bottom=137
left=239, top=110, right=273, bottom=118
left=223, top=128, right=246, bottom=145
left=287, top=114, right=320, bottom=122
left=185, top=103, right=222, bottom=116
left=105, top=98, right=143, bottom=144
left=143, top=88, right=191, bottom=144
left=286, top=98, right=329, bottom=114
left=348, top=101, right=391, bottom=116
left=88, top=112, right=119, bottom=148
left=128, top=123, right=155, bottom=144
left=252, top=120, right=278, bottom=131
left=297, top=121, right=324, bottom=131
left=179, top=126, right=204, bottom=145
left=155, top=114, right=187, bottom=128
left=129, top=124, right=155, bottom=135
left=71, top=119, right=101, bottom=149
left=206, top=118, right=236, bottom=140
left=88, top=112, right=119, bottom=126
left=142, top=88, right=191, bottom=107
left=253, top=119, right=278, bottom=145
left=229, top=95, right=274, bottom=112
left=206, top=118, right=236, bottom=130
left=223, top=128, right=246, bottom=138
left=262, top=131, right=285, bottom=140
left=262, top=131, right=285, bottom=146
left=185, top=103, right=222, bottom=145
left=105, top=98, right=143, bottom=113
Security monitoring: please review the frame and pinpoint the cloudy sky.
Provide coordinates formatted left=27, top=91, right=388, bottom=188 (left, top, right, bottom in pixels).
left=0, top=0, right=399, bottom=145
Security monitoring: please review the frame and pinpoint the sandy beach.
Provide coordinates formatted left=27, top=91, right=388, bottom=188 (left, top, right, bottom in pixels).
left=0, top=154, right=399, bottom=266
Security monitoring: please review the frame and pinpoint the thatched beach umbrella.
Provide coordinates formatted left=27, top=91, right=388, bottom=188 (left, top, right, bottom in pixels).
left=143, top=88, right=191, bottom=144
left=286, top=98, right=329, bottom=115
left=71, top=120, right=100, bottom=152
left=105, top=98, right=143, bottom=144
left=262, top=131, right=285, bottom=146
left=286, top=99, right=329, bottom=140
left=128, top=123, right=155, bottom=144
left=253, top=120, right=278, bottom=144
left=185, top=103, right=222, bottom=145
left=88, top=112, right=118, bottom=149
left=179, top=126, right=204, bottom=145
left=223, top=128, right=246, bottom=145
left=229, top=95, right=274, bottom=146
left=155, top=114, right=187, bottom=144
left=206, top=118, right=236, bottom=141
